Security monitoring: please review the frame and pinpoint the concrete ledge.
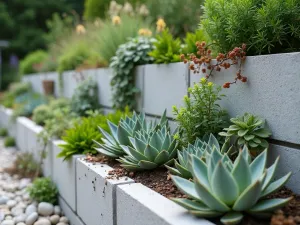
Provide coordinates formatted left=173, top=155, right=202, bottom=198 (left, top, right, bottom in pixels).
left=268, top=144, right=300, bottom=194
left=52, top=140, right=83, bottom=211
left=16, top=117, right=30, bottom=152
left=116, top=183, right=214, bottom=225
left=59, top=197, right=85, bottom=225
left=76, top=159, right=134, bottom=225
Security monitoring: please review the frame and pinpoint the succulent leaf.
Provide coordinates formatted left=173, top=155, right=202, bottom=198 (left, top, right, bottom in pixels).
left=220, top=212, right=243, bottom=225
left=232, top=153, right=252, bottom=194
left=261, top=172, right=291, bottom=198
left=171, top=176, right=202, bottom=201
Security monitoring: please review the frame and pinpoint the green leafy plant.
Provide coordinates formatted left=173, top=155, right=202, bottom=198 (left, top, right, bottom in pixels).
left=166, top=134, right=233, bottom=179
left=0, top=128, right=8, bottom=137
left=95, top=111, right=168, bottom=158
left=4, top=137, right=15, bottom=147
left=110, top=37, right=155, bottom=110
left=70, top=77, right=99, bottom=116
left=201, top=0, right=300, bottom=55
left=32, top=105, right=52, bottom=126
left=148, top=29, right=181, bottom=64
left=182, top=29, right=211, bottom=55
left=19, top=50, right=48, bottom=75
left=171, top=147, right=292, bottom=225
left=219, top=113, right=272, bottom=154
left=118, top=125, right=177, bottom=170
left=27, top=177, right=58, bottom=204
left=49, top=98, right=70, bottom=109
left=57, top=109, right=130, bottom=160
left=173, top=79, right=228, bottom=147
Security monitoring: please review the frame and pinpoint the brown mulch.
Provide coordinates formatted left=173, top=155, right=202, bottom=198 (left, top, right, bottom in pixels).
left=85, top=154, right=300, bottom=225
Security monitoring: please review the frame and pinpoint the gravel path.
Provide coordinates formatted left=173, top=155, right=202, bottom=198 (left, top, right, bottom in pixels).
left=0, top=139, right=70, bottom=225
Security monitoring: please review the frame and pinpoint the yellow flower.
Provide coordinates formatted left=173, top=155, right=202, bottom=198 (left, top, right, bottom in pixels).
left=138, top=28, right=152, bottom=37
left=76, top=24, right=86, bottom=34
left=200, top=77, right=207, bottom=84
left=156, top=18, right=166, bottom=32
left=112, top=16, right=121, bottom=25
left=207, top=82, right=214, bottom=87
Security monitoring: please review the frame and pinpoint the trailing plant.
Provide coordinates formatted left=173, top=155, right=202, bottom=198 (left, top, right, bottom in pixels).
left=4, top=153, right=41, bottom=178
left=173, top=79, right=228, bottom=147
left=0, top=128, right=8, bottom=137
left=148, top=29, right=181, bottom=64
left=110, top=37, right=155, bottom=110
left=27, top=177, right=58, bottom=204
left=219, top=113, right=272, bottom=155
left=19, top=50, right=48, bottom=75
left=201, top=0, right=300, bottom=55
left=181, top=41, right=247, bottom=88
left=166, top=134, right=233, bottom=179
left=118, top=125, right=177, bottom=170
left=70, top=77, right=99, bottom=116
left=171, top=147, right=292, bottom=225
left=32, top=105, right=52, bottom=126
left=4, top=137, right=15, bottom=147
left=95, top=111, right=168, bottom=158
left=57, top=109, right=131, bottom=160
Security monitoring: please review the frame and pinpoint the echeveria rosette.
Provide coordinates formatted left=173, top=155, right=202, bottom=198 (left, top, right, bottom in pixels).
left=117, top=126, right=178, bottom=171
left=219, top=113, right=272, bottom=153
left=94, top=111, right=168, bottom=158
left=166, top=134, right=233, bottom=179
left=171, top=147, right=292, bottom=225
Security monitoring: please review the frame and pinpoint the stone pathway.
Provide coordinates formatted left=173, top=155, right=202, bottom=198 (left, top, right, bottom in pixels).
left=0, top=139, right=70, bottom=225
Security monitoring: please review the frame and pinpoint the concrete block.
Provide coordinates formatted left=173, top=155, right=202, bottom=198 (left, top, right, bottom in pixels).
left=62, top=71, right=79, bottom=98
left=268, top=144, right=300, bottom=194
left=52, top=140, right=83, bottom=211
left=143, top=63, right=189, bottom=118
left=76, top=159, right=134, bottom=225
left=93, top=68, right=113, bottom=108
left=59, top=197, right=85, bottom=225
left=16, top=117, right=30, bottom=152
left=190, top=53, right=300, bottom=144
left=116, top=183, right=214, bottom=225
left=135, top=66, right=145, bottom=112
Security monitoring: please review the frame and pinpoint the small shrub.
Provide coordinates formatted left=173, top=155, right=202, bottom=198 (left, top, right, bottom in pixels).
left=32, top=105, right=52, bottom=126
left=70, top=78, right=99, bottom=116
left=27, top=177, right=58, bottom=204
left=49, top=98, right=70, bottom=110
left=0, top=128, right=8, bottom=137
left=173, top=79, right=228, bottom=147
left=9, top=82, right=32, bottom=96
left=148, top=29, right=181, bottom=64
left=19, top=50, right=48, bottom=75
left=4, top=137, right=15, bottom=147
left=58, top=108, right=131, bottom=160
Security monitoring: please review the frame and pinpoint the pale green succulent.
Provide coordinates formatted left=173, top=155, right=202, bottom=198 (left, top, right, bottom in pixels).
left=166, top=134, right=233, bottom=179
left=219, top=113, right=272, bottom=152
left=171, top=147, right=291, bottom=225
left=117, top=126, right=178, bottom=170
left=95, top=111, right=168, bottom=158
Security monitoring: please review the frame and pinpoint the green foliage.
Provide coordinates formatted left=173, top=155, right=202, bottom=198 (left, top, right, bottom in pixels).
left=49, top=98, right=70, bottom=110
left=27, top=177, right=58, bottom=204
left=10, top=153, right=41, bottom=178
left=219, top=113, right=272, bottom=153
left=19, top=50, right=48, bottom=75
left=166, top=134, right=233, bottom=179
left=96, top=14, right=153, bottom=64
left=171, top=147, right=292, bottom=225
left=146, top=0, right=204, bottom=37
left=173, top=80, right=228, bottom=147
left=148, top=29, right=181, bottom=64
left=32, top=105, right=52, bottom=126
left=95, top=111, right=168, bottom=158
left=110, top=37, right=155, bottom=110
left=58, top=109, right=131, bottom=160
left=70, top=78, right=99, bottom=116
left=4, top=137, right=15, bottom=147
left=182, top=29, right=211, bottom=55
left=201, top=0, right=300, bottom=55
left=0, top=128, right=8, bottom=137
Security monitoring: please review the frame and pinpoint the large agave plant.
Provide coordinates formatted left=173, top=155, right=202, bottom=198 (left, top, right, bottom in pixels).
left=117, top=126, right=178, bottom=170
left=171, top=147, right=291, bottom=225
left=219, top=113, right=272, bottom=152
left=95, top=111, right=168, bottom=158
left=166, top=134, right=233, bottom=179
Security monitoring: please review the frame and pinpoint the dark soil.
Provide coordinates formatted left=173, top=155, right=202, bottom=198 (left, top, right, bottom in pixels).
left=86, top=155, right=300, bottom=225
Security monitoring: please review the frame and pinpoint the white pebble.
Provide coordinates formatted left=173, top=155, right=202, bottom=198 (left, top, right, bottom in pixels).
left=37, top=203, right=53, bottom=217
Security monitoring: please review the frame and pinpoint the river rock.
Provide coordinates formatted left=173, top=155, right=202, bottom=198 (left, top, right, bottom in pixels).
left=1, top=220, right=15, bottom=225
left=53, top=206, right=60, bottom=216
left=37, top=203, right=53, bottom=217
left=49, top=215, right=59, bottom=225
left=25, top=205, right=37, bottom=216
left=33, top=219, right=50, bottom=225
left=6, top=200, right=17, bottom=208
left=16, top=223, right=26, bottom=225
left=0, top=196, right=9, bottom=205
left=14, top=214, right=26, bottom=223
left=58, top=218, right=68, bottom=224
left=25, top=212, right=38, bottom=225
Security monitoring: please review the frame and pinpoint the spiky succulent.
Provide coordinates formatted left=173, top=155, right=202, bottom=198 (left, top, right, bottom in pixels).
left=95, top=111, right=168, bottom=158
left=171, top=147, right=291, bottom=225
left=117, top=126, right=178, bottom=170
left=219, top=113, right=271, bottom=152
left=166, top=134, right=233, bottom=179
